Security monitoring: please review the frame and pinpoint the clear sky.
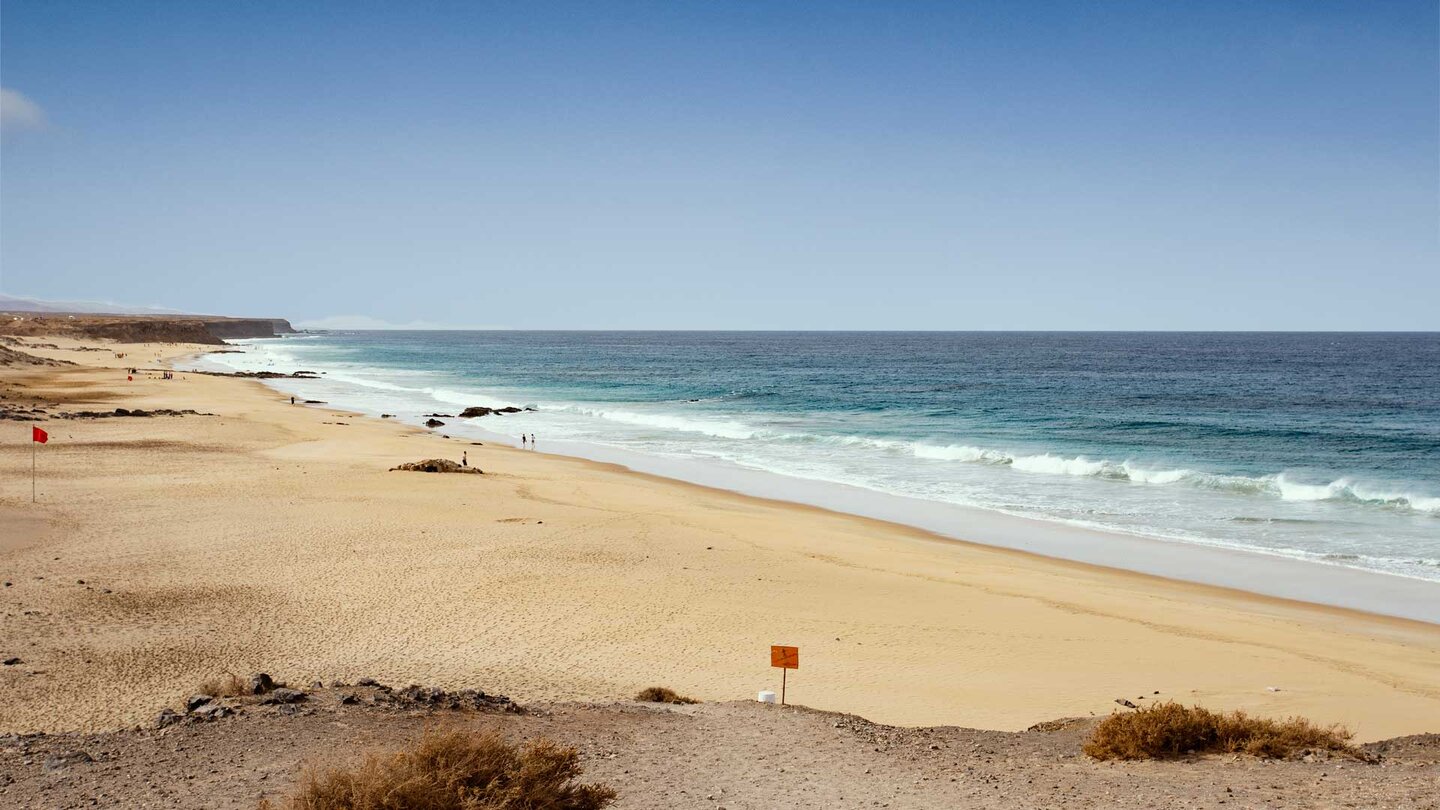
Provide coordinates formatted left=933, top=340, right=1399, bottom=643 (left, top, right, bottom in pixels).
left=2, top=1, right=1436, bottom=329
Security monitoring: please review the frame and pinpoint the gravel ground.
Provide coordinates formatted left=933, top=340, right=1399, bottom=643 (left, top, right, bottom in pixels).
left=1, top=684, right=1436, bottom=809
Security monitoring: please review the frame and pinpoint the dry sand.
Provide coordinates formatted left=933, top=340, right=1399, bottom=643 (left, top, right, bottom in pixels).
left=2, top=337, right=1439, bottom=741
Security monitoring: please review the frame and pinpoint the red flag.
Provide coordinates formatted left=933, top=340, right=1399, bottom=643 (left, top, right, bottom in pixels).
left=32, top=426, right=48, bottom=444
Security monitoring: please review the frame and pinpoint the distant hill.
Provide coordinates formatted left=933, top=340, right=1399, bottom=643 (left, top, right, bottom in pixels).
left=0, top=293, right=192, bottom=316
left=1, top=296, right=298, bottom=342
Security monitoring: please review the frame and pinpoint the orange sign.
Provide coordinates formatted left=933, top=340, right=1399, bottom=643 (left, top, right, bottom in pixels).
left=770, top=645, right=799, bottom=670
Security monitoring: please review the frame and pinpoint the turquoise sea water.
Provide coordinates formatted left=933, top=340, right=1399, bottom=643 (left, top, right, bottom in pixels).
left=202, top=331, right=1440, bottom=583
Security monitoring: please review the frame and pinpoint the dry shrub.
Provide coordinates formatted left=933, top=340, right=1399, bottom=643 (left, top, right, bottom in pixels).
left=634, top=686, right=697, bottom=705
left=259, top=729, right=615, bottom=810
left=1083, top=702, right=1357, bottom=761
left=197, top=672, right=247, bottom=697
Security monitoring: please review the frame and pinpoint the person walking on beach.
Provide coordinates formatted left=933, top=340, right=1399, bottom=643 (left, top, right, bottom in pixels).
left=529, top=433, right=536, bottom=449
left=520, top=434, right=527, bottom=448
left=462, top=451, right=468, bottom=468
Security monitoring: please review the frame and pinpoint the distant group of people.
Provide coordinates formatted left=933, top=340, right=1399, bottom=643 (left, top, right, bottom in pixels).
left=124, top=367, right=182, bottom=382
left=521, top=433, right=536, bottom=449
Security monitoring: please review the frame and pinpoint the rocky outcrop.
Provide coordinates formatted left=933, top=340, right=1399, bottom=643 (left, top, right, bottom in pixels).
left=202, top=319, right=297, bottom=339
left=0, top=344, right=74, bottom=367
left=56, top=408, right=212, bottom=419
left=459, top=406, right=535, bottom=417
left=195, top=370, right=318, bottom=379
left=374, top=683, right=519, bottom=713
left=260, top=688, right=308, bottom=705
left=389, top=459, right=481, bottom=474
left=424, top=418, right=446, bottom=428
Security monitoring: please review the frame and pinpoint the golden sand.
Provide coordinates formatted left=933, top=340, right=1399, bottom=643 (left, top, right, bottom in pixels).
left=2, top=339, right=1438, bottom=739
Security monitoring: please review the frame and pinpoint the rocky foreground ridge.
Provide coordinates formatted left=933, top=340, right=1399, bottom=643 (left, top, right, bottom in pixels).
left=1, top=677, right=1436, bottom=809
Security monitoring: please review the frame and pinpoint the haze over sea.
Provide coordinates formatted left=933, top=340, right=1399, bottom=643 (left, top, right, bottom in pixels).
left=203, top=331, right=1440, bottom=585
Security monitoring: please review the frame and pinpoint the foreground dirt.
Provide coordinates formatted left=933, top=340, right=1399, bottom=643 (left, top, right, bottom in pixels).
left=1, top=685, right=1436, bottom=810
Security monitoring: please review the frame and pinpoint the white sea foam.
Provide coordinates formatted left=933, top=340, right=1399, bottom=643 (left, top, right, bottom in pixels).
left=562, top=406, right=759, bottom=440
left=902, top=443, right=1438, bottom=514
left=426, top=387, right=518, bottom=410
left=912, top=443, right=1009, bottom=463
left=1008, top=453, right=1113, bottom=477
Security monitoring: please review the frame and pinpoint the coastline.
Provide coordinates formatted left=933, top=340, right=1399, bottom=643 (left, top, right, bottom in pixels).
left=2, top=337, right=1438, bottom=741
left=193, top=342, right=1440, bottom=625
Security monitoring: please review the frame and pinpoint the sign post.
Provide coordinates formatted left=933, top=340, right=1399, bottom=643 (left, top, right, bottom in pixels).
left=31, top=425, right=48, bottom=502
left=770, top=645, right=799, bottom=705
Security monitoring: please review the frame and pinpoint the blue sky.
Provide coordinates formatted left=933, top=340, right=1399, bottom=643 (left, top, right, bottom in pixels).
left=2, top=1, right=1436, bottom=329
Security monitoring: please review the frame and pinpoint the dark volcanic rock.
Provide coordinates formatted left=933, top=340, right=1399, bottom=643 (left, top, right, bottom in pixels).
left=186, top=694, right=214, bottom=712
left=424, top=418, right=445, bottom=428
left=385, top=684, right=521, bottom=713
left=262, top=688, right=308, bottom=705
left=193, top=703, right=234, bottom=721
left=248, top=673, right=276, bottom=695
left=57, top=408, right=211, bottom=419
left=389, top=458, right=481, bottom=474
left=459, top=405, right=532, bottom=417
left=197, top=370, right=318, bottom=379
left=154, top=708, right=184, bottom=729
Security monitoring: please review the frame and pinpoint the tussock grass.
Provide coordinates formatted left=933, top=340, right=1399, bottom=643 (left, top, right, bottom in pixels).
left=259, top=729, right=615, bottom=810
left=634, top=686, right=697, bottom=705
left=1083, top=702, right=1358, bottom=761
left=197, top=672, right=248, bottom=698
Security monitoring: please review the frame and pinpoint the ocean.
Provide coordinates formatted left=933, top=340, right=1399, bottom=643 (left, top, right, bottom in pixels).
left=195, top=331, right=1440, bottom=587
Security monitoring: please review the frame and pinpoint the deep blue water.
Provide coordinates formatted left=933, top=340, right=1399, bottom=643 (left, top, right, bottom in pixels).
left=206, top=332, right=1440, bottom=581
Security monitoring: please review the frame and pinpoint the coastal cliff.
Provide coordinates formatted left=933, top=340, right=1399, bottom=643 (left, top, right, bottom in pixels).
left=0, top=313, right=297, bottom=344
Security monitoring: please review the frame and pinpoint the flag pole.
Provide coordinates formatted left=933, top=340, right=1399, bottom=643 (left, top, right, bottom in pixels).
left=32, top=423, right=38, bottom=503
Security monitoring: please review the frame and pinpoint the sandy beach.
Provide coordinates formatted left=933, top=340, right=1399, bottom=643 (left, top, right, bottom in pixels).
left=2, top=337, right=1439, bottom=742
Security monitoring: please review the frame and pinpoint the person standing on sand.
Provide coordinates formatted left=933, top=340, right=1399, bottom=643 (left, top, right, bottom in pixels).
left=462, top=451, right=468, bottom=467
left=520, top=434, right=527, bottom=448
left=290, top=396, right=295, bottom=405
left=530, top=433, right=536, bottom=449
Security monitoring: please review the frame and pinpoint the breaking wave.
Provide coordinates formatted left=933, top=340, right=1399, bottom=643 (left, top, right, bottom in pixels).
left=907, top=444, right=1439, bottom=515
left=560, top=405, right=759, bottom=441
